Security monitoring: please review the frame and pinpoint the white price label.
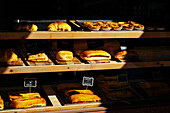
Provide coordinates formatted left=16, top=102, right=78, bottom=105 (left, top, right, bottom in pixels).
left=82, top=76, right=94, bottom=87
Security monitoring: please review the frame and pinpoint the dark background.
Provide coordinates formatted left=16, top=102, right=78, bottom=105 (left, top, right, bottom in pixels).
left=0, top=0, right=169, bottom=22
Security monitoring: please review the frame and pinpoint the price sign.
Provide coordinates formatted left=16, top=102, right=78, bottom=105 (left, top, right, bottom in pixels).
left=118, top=74, right=128, bottom=82
left=24, top=78, right=37, bottom=88
left=82, top=76, right=94, bottom=87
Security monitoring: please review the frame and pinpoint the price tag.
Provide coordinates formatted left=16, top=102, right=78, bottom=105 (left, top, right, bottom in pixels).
left=120, top=46, right=127, bottom=51
left=24, top=78, right=37, bottom=88
left=82, top=76, right=94, bottom=87
left=118, top=74, right=128, bottom=82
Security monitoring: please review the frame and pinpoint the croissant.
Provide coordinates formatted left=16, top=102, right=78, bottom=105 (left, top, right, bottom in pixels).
left=48, top=21, right=71, bottom=31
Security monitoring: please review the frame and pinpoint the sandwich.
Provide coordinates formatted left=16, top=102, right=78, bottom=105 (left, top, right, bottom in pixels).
left=80, top=50, right=111, bottom=61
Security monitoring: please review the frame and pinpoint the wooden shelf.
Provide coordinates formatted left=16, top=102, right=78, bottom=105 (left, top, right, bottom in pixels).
left=0, top=61, right=169, bottom=74
left=0, top=31, right=170, bottom=39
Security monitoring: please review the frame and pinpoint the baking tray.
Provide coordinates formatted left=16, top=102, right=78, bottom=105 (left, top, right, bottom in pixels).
left=0, top=86, right=52, bottom=109
left=52, top=81, right=105, bottom=106
left=12, top=19, right=76, bottom=31
left=16, top=42, right=54, bottom=66
left=74, top=20, right=144, bottom=31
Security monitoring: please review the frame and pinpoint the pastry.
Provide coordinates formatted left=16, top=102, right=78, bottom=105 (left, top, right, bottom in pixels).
left=28, top=53, right=49, bottom=62
left=0, top=96, right=4, bottom=110
left=88, top=24, right=101, bottom=31
left=56, top=50, right=73, bottom=61
left=48, top=21, right=71, bottom=31
left=9, top=92, right=46, bottom=109
left=115, top=50, right=127, bottom=60
left=80, top=50, right=111, bottom=61
left=65, top=90, right=94, bottom=96
left=70, top=94, right=101, bottom=104
left=10, top=97, right=46, bottom=109
left=13, top=23, right=38, bottom=31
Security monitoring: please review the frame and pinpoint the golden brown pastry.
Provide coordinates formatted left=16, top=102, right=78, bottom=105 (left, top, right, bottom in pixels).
left=28, top=53, right=49, bottom=62
left=0, top=49, right=18, bottom=63
left=10, top=97, right=46, bottom=109
left=115, top=50, right=127, bottom=60
left=88, top=24, right=101, bottom=31
left=56, top=50, right=73, bottom=61
left=14, top=23, right=38, bottom=31
left=100, top=24, right=111, bottom=31
left=9, top=92, right=41, bottom=101
left=70, top=94, right=101, bottom=104
left=0, top=96, right=4, bottom=110
left=65, top=90, right=94, bottom=96
left=80, top=50, right=111, bottom=61
left=9, top=92, right=46, bottom=109
left=48, top=21, right=71, bottom=31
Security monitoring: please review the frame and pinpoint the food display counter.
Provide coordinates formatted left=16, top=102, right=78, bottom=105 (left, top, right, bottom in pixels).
left=0, top=0, right=170, bottom=112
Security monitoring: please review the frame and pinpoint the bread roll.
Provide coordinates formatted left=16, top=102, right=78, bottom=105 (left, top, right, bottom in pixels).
left=0, top=96, right=4, bottom=110
left=80, top=50, right=111, bottom=61
left=56, top=50, right=73, bottom=61
left=48, top=21, right=71, bottom=31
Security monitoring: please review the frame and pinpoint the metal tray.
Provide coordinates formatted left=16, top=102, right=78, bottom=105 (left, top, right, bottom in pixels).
left=13, top=19, right=75, bottom=31
left=0, top=86, right=52, bottom=109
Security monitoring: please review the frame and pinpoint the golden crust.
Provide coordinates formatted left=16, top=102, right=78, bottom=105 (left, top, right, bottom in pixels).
left=56, top=50, right=73, bottom=61
left=80, top=50, right=111, bottom=61
left=0, top=96, right=4, bottom=110
left=48, top=21, right=71, bottom=31
left=9, top=92, right=46, bottom=109
left=70, top=94, right=101, bottom=103
left=65, top=90, right=94, bottom=96
left=28, top=53, right=49, bottom=62
left=10, top=97, right=46, bottom=108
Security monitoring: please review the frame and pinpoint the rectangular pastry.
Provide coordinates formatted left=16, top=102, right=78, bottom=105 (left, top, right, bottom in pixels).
left=9, top=92, right=46, bottom=109
left=70, top=94, right=101, bottom=104
left=0, top=96, right=4, bottom=110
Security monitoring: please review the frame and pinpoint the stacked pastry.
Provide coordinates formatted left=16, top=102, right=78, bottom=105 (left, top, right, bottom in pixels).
left=0, top=96, right=4, bottom=110
left=57, top=83, right=101, bottom=104
left=65, top=90, right=101, bottom=104
left=27, top=52, right=52, bottom=65
left=9, top=92, right=46, bottom=109
left=96, top=75, right=135, bottom=100
left=83, top=21, right=144, bottom=31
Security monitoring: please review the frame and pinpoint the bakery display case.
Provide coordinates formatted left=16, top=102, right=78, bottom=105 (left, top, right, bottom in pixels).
left=1, top=0, right=170, bottom=112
